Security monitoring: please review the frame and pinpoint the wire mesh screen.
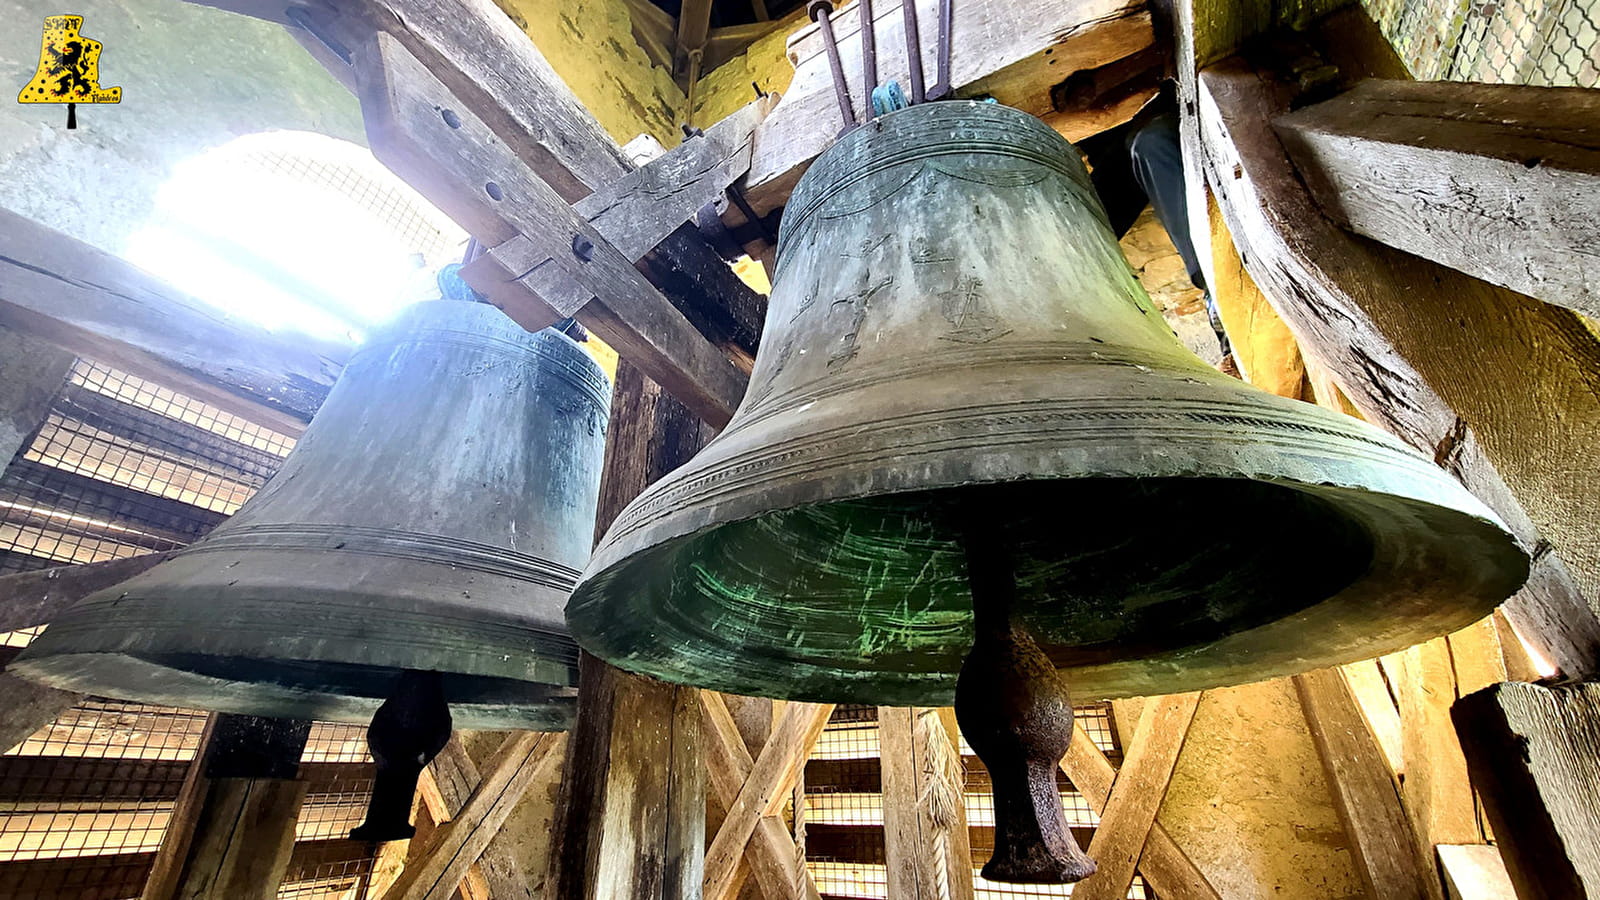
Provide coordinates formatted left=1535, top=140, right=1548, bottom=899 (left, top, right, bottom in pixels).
left=0, top=360, right=385, bottom=899
left=804, top=704, right=1151, bottom=899
left=0, top=360, right=293, bottom=575
left=1364, top=0, right=1598, bottom=85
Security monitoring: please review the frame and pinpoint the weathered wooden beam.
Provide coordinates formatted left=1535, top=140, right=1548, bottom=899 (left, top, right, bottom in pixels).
left=878, top=707, right=975, bottom=900
left=0, top=324, right=74, bottom=465
left=702, top=692, right=822, bottom=900
left=381, top=731, right=564, bottom=900
left=0, top=671, right=81, bottom=755
left=0, top=552, right=177, bottom=634
left=736, top=0, right=1154, bottom=218
left=675, top=0, right=715, bottom=74
left=547, top=357, right=712, bottom=900
left=1295, top=668, right=1438, bottom=900
left=1436, top=844, right=1517, bottom=900
left=1073, top=693, right=1200, bottom=900
left=357, top=32, right=747, bottom=426
left=0, top=209, right=342, bottom=434
left=1453, top=682, right=1600, bottom=898
left=465, top=94, right=774, bottom=318
left=1058, top=723, right=1221, bottom=899
left=704, top=701, right=835, bottom=900
left=417, top=735, right=530, bottom=900
left=1193, top=56, right=1600, bottom=682
left=142, top=715, right=312, bottom=900
left=1274, top=79, right=1600, bottom=317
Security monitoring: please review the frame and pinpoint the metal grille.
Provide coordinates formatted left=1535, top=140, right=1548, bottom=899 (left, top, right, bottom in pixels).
left=805, top=704, right=1150, bottom=899
left=1364, top=0, right=1599, bottom=86
left=0, top=360, right=294, bottom=575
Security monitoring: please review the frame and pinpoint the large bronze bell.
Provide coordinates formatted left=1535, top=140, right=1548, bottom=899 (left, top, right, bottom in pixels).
left=16, top=300, right=610, bottom=733
left=568, top=101, right=1528, bottom=881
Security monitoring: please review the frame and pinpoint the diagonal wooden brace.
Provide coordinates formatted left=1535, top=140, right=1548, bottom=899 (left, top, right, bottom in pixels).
left=355, top=32, right=748, bottom=427
left=701, top=693, right=833, bottom=900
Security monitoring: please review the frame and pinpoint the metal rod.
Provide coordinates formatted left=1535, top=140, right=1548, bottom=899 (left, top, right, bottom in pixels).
left=808, top=1, right=858, bottom=131
left=860, top=0, right=878, bottom=122
left=928, top=0, right=953, bottom=100
left=900, top=0, right=926, bottom=104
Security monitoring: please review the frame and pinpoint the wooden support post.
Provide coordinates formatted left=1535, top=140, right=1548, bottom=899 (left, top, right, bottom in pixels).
left=142, top=714, right=312, bottom=900
left=1274, top=80, right=1600, bottom=317
left=1073, top=693, right=1200, bottom=900
left=380, top=731, right=565, bottom=900
left=1295, top=668, right=1438, bottom=900
left=1393, top=638, right=1483, bottom=850
left=878, top=707, right=975, bottom=900
left=703, top=700, right=834, bottom=900
left=1453, top=682, right=1600, bottom=898
left=1058, top=723, right=1221, bottom=900
left=546, top=357, right=713, bottom=900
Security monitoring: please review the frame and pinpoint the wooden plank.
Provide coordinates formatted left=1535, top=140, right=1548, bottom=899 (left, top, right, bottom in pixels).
left=382, top=731, right=564, bottom=900
left=1339, top=659, right=1405, bottom=779
left=1058, top=724, right=1221, bottom=900
left=356, top=32, right=747, bottom=426
left=1294, top=668, right=1437, bottom=900
left=0, top=324, right=74, bottom=465
left=0, top=671, right=82, bottom=756
left=1436, top=844, right=1516, bottom=900
left=1193, top=57, right=1600, bottom=682
left=421, top=735, right=528, bottom=900
left=702, top=691, right=824, bottom=900
left=1394, top=638, right=1482, bottom=848
left=0, top=208, right=342, bottom=433
left=0, top=552, right=178, bottom=634
left=928, top=708, right=977, bottom=900
left=1274, top=79, right=1600, bottom=317
left=466, top=93, right=774, bottom=316
left=1073, top=693, right=1201, bottom=900
left=665, top=686, right=708, bottom=900
left=739, top=0, right=1154, bottom=217
left=878, top=706, right=928, bottom=898
left=1453, top=682, right=1600, bottom=898
left=704, top=701, right=834, bottom=900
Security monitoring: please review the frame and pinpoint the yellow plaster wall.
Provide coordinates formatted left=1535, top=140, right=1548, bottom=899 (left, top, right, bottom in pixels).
left=1153, top=682, right=1368, bottom=899
left=494, top=0, right=686, bottom=148
left=691, top=12, right=804, bottom=127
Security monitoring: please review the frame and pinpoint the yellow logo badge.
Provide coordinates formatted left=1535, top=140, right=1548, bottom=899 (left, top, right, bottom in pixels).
left=18, top=15, right=122, bottom=129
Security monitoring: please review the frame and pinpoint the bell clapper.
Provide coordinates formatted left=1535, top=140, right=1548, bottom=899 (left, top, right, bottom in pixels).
left=350, top=669, right=453, bottom=843
left=952, top=506, right=1097, bottom=884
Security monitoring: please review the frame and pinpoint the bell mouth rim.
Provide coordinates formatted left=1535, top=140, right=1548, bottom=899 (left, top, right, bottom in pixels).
left=10, top=650, right=579, bottom=731
left=569, top=472, right=1527, bottom=706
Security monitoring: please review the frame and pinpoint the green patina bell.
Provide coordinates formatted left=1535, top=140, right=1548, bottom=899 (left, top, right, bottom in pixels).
left=568, top=100, right=1526, bottom=882
left=16, top=300, right=611, bottom=733
left=569, top=101, right=1527, bottom=705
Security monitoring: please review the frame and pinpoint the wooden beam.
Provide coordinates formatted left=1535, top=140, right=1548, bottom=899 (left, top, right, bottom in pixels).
left=0, top=671, right=81, bottom=755
left=1058, top=724, right=1221, bottom=900
left=0, top=324, right=74, bottom=464
left=142, top=715, right=312, bottom=900
left=356, top=32, right=747, bottom=426
left=1339, top=659, right=1405, bottom=779
left=0, top=552, right=177, bottom=634
left=704, top=701, right=834, bottom=900
left=381, top=731, right=564, bottom=900
left=464, top=93, right=774, bottom=316
left=1436, top=844, right=1516, bottom=900
left=1193, top=56, right=1600, bottom=682
left=1295, top=668, right=1438, bottom=900
left=1073, top=693, right=1200, bottom=900
left=702, top=691, right=823, bottom=900
left=0, top=208, right=342, bottom=434
left=737, top=0, right=1153, bottom=217
left=547, top=357, right=712, bottom=900
left=878, top=706, right=976, bottom=900
left=1453, top=682, right=1600, bottom=898
left=675, top=0, right=715, bottom=73
left=417, top=735, right=531, bottom=900
left=1274, top=79, right=1600, bottom=317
